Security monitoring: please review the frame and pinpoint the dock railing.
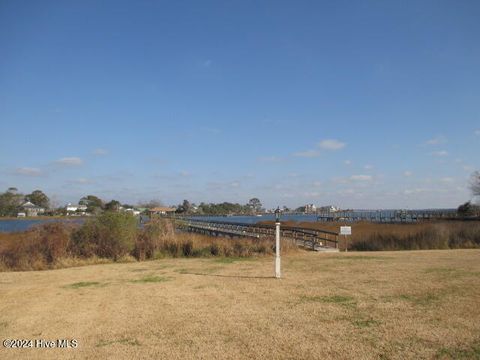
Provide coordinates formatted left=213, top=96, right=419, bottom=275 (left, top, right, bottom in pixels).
left=173, top=218, right=339, bottom=250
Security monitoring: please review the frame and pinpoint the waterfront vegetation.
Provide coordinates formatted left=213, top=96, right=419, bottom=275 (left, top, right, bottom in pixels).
left=267, top=220, right=480, bottom=251
left=0, top=213, right=285, bottom=272
left=1, top=211, right=479, bottom=272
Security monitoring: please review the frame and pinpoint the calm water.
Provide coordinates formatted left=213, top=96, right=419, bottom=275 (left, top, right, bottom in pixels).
left=189, top=214, right=318, bottom=224
left=1, top=209, right=457, bottom=233
left=0, top=219, right=84, bottom=233
left=189, top=209, right=457, bottom=224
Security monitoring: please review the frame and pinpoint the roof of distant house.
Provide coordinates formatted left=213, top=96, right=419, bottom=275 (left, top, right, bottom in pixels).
left=22, top=201, right=43, bottom=209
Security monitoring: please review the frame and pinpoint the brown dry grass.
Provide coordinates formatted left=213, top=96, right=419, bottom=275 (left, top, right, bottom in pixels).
left=1, top=249, right=479, bottom=359
left=261, top=220, right=480, bottom=250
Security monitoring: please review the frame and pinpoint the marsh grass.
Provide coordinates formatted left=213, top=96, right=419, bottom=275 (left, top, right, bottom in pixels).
left=261, top=220, right=480, bottom=251
left=0, top=218, right=284, bottom=272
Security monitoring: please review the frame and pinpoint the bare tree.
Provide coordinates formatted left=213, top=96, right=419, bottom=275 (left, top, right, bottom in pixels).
left=471, top=171, right=480, bottom=198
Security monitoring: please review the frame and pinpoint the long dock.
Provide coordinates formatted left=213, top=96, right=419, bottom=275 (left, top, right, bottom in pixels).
left=174, top=218, right=339, bottom=251
left=317, top=209, right=458, bottom=223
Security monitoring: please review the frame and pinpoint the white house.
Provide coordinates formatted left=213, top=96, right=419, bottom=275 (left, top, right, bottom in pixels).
left=21, top=201, right=45, bottom=217
left=66, top=203, right=88, bottom=214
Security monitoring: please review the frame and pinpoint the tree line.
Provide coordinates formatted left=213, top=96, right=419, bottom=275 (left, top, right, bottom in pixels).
left=0, top=188, right=50, bottom=217
left=1, top=171, right=479, bottom=217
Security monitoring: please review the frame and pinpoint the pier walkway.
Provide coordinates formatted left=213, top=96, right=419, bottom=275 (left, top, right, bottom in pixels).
left=174, top=218, right=339, bottom=251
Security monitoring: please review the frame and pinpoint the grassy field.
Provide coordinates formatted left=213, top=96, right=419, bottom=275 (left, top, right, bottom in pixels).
left=1, top=249, right=479, bottom=359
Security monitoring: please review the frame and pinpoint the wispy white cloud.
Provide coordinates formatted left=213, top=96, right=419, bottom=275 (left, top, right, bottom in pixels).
left=430, top=150, right=448, bottom=157
left=14, top=167, right=42, bottom=177
left=293, top=150, right=320, bottom=158
left=317, top=139, right=346, bottom=150
left=350, top=174, right=373, bottom=181
left=92, top=148, right=108, bottom=156
left=474, top=129, right=480, bottom=136
left=404, top=188, right=428, bottom=195
left=344, top=160, right=352, bottom=166
left=425, top=135, right=447, bottom=145
left=55, top=157, right=83, bottom=166
left=440, top=177, right=454, bottom=183
left=258, top=156, right=283, bottom=163
left=404, top=171, right=413, bottom=177
left=69, top=178, right=94, bottom=185
left=364, top=164, right=374, bottom=170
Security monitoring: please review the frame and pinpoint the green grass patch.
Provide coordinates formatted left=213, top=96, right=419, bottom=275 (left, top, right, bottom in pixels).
left=336, top=256, right=391, bottom=261
left=352, top=318, right=381, bottom=328
left=425, top=267, right=479, bottom=279
left=214, top=257, right=256, bottom=264
left=64, top=281, right=101, bottom=289
left=397, top=292, right=441, bottom=306
left=130, top=275, right=171, bottom=283
left=173, top=268, right=190, bottom=274
left=96, top=337, right=141, bottom=347
left=436, top=340, right=480, bottom=359
left=300, top=294, right=356, bottom=306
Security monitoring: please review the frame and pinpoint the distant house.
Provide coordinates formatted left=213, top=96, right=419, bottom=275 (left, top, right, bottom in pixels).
left=124, top=208, right=141, bottom=216
left=17, top=212, right=26, bottom=217
left=66, top=204, right=78, bottom=212
left=318, top=205, right=339, bottom=213
left=149, top=207, right=176, bottom=216
left=66, top=203, right=88, bottom=215
left=21, top=201, right=45, bottom=217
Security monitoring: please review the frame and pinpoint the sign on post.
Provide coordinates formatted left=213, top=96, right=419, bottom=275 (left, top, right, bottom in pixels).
left=340, top=226, right=352, bottom=252
left=340, top=226, right=351, bottom=235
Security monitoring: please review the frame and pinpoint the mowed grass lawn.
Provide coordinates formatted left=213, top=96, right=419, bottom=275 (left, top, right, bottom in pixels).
left=1, top=250, right=479, bottom=359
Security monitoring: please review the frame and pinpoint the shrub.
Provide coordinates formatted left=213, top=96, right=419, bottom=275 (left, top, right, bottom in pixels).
left=34, top=223, right=72, bottom=263
left=133, top=219, right=163, bottom=260
left=181, top=240, right=194, bottom=257
left=209, top=243, right=220, bottom=256
left=72, top=212, right=137, bottom=260
left=0, top=223, right=73, bottom=270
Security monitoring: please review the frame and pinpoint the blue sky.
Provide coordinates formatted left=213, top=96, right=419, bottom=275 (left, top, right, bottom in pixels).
left=1, top=0, right=479, bottom=209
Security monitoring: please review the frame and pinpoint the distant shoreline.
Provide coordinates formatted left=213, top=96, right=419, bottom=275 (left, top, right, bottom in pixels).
left=0, top=216, right=88, bottom=221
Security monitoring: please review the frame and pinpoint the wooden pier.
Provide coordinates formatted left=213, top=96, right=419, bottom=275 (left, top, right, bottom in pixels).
left=317, top=209, right=458, bottom=223
left=174, top=218, right=339, bottom=251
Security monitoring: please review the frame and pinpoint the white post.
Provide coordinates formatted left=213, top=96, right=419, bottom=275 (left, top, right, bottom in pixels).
left=275, top=221, right=281, bottom=278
